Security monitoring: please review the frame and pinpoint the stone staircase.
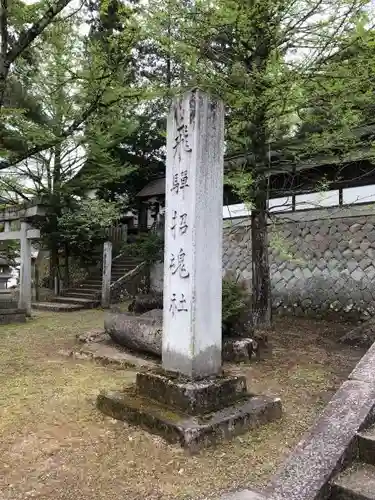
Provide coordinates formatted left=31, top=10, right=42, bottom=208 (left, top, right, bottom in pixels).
left=33, top=254, right=144, bottom=312
left=329, top=425, right=375, bottom=499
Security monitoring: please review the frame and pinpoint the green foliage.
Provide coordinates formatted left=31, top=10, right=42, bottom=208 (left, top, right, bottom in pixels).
left=225, top=168, right=253, bottom=207
left=222, top=276, right=250, bottom=336
left=0, top=240, right=19, bottom=264
left=123, top=232, right=164, bottom=265
left=57, top=199, right=121, bottom=259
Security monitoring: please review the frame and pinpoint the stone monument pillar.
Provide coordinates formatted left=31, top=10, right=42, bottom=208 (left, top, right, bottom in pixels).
left=97, top=90, right=281, bottom=452
left=162, top=90, right=224, bottom=378
left=19, top=221, right=32, bottom=316
left=101, top=241, right=112, bottom=308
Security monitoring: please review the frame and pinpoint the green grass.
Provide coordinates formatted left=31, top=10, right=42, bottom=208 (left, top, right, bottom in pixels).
left=0, top=311, right=363, bottom=500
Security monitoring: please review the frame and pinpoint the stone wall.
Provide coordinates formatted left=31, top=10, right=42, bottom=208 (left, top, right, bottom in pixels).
left=224, top=205, right=375, bottom=321
left=151, top=204, right=375, bottom=321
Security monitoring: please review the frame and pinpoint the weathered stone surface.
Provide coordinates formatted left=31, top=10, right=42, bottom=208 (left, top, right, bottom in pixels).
left=349, top=341, right=375, bottom=384
left=105, top=313, right=162, bottom=356
left=162, top=90, right=225, bottom=380
left=136, top=370, right=248, bottom=414
left=128, top=293, right=163, bottom=314
left=149, top=209, right=375, bottom=321
left=357, top=425, right=375, bottom=464
left=142, top=308, right=164, bottom=319
left=64, top=339, right=158, bottom=370
left=347, top=259, right=358, bottom=272
left=218, top=490, right=267, bottom=500
left=0, top=308, right=27, bottom=324
left=351, top=268, right=364, bottom=281
left=266, top=379, right=375, bottom=500
left=330, top=463, right=375, bottom=500
left=222, top=338, right=258, bottom=362
left=0, top=299, right=19, bottom=309
left=97, top=388, right=282, bottom=453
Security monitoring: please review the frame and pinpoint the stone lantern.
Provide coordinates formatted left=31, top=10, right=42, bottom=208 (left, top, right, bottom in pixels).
left=0, top=256, right=12, bottom=290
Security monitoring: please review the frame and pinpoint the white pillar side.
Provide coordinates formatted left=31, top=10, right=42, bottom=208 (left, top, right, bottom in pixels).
left=162, top=90, right=225, bottom=379
left=101, top=241, right=112, bottom=308
left=18, top=221, right=32, bottom=316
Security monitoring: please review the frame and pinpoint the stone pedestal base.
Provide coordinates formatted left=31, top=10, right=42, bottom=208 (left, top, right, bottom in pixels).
left=0, top=308, right=26, bottom=324
left=97, top=370, right=282, bottom=452
left=0, top=300, right=27, bottom=324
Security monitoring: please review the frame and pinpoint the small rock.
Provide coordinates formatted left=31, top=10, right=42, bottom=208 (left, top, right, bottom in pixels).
left=222, top=338, right=256, bottom=362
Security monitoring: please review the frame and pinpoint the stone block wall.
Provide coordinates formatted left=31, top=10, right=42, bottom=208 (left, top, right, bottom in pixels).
left=224, top=205, right=375, bottom=321
left=150, top=205, right=375, bottom=321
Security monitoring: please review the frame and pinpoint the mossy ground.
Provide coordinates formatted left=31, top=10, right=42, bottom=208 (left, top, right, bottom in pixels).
left=0, top=310, right=364, bottom=500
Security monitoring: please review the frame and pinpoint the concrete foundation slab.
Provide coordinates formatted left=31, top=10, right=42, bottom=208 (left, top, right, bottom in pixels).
left=97, top=387, right=281, bottom=453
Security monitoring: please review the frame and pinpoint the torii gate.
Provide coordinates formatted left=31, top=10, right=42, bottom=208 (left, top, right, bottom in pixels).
left=0, top=203, right=46, bottom=316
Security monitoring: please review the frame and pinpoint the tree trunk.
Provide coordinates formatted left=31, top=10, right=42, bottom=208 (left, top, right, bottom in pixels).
left=49, top=143, right=62, bottom=291
left=64, top=242, right=70, bottom=288
left=251, top=179, right=271, bottom=329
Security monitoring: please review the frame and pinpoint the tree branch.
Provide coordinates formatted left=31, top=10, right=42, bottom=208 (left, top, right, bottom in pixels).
left=1, top=92, right=133, bottom=169
left=0, top=177, right=31, bottom=202
left=0, top=0, right=72, bottom=108
left=6, top=0, right=72, bottom=65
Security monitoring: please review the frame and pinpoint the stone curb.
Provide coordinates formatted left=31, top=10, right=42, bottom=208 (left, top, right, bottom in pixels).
left=217, top=341, right=375, bottom=500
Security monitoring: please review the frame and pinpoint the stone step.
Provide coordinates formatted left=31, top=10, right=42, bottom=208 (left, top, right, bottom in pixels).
left=358, top=425, right=375, bottom=465
left=89, top=272, right=130, bottom=280
left=80, top=279, right=122, bottom=287
left=114, top=258, right=143, bottom=264
left=81, top=280, right=102, bottom=286
left=32, top=302, right=84, bottom=312
left=112, top=263, right=137, bottom=269
left=111, top=269, right=134, bottom=275
left=68, top=257, right=142, bottom=297
left=330, top=462, right=375, bottom=499
left=63, top=291, right=100, bottom=299
left=111, top=266, right=140, bottom=273
left=67, top=287, right=101, bottom=294
left=77, top=283, right=102, bottom=290
left=53, top=296, right=99, bottom=307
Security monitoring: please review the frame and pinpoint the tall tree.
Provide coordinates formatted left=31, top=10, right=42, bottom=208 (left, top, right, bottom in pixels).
left=0, top=3, right=141, bottom=285
left=0, top=0, right=74, bottom=110
left=150, top=0, right=372, bottom=328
